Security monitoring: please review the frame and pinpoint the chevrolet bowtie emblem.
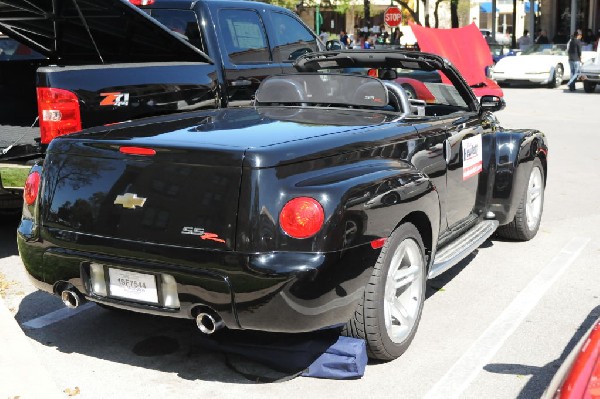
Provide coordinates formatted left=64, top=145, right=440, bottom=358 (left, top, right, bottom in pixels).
left=114, top=193, right=147, bottom=209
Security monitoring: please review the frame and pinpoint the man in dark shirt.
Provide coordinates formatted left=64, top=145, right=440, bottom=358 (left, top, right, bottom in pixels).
left=535, top=30, right=550, bottom=44
left=339, top=30, right=352, bottom=48
left=567, top=30, right=583, bottom=91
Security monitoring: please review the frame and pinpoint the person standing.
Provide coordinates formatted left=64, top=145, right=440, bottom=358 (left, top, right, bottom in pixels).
left=567, top=30, right=583, bottom=91
left=535, top=30, right=549, bottom=44
left=339, top=30, right=352, bottom=48
left=517, top=30, right=532, bottom=50
left=392, top=27, right=403, bottom=46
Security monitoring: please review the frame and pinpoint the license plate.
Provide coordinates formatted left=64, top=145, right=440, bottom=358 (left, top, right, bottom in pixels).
left=108, top=268, right=158, bottom=304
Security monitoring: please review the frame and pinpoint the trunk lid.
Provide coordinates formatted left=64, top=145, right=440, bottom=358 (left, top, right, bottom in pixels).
left=40, top=107, right=397, bottom=249
left=42, top=115, right=244, bottom=251
left=0, top=0, right=210, bottom=64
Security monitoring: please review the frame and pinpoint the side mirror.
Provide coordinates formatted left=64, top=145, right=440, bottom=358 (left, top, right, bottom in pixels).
left=326, top=40, right=342, bottom=51
left=480, top=95, right=506, bottom=112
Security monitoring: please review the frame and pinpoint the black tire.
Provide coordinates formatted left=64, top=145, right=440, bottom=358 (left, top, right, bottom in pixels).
left=342, top=222, right=426, bottom=361
left=584, top=81, right=597, bottom=93
left=401, top=84, right=418, bottom=100
left=548, top=65, right=563, bottom=88
left=496, top=158, right=545, bottom=241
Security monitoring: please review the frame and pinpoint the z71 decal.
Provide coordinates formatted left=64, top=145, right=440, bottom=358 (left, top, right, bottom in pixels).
left=463, top=134, right=483, bottom=180
left=100, top=92, right=130, bottom=107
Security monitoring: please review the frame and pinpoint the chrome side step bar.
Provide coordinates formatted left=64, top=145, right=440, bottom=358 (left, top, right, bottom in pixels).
left=429, top=220, right=499, bottom=279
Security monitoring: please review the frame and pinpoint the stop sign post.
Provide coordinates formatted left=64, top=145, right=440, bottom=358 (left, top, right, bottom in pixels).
left=384, top=6, right=402, bottom=27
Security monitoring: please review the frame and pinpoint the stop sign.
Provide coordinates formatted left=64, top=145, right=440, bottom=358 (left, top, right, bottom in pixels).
left=384, top=6, right=402, bottom=27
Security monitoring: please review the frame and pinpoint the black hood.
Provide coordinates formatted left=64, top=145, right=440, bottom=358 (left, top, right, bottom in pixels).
left=0, top=0, right=211, bottom=64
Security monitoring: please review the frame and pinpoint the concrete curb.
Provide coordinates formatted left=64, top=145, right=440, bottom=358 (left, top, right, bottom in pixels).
left=0, top=296, right=63, bottom=399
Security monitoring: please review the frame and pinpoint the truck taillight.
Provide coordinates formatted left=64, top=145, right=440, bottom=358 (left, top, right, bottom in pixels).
left=24, top=171, right=41, bottom=206
left=279, top=197, right=324, bottom=239
left=36, top=88, right=82, bottom=144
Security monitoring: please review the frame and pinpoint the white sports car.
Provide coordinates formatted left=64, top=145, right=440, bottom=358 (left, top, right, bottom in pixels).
left=491, top=44, right=595, bottom=88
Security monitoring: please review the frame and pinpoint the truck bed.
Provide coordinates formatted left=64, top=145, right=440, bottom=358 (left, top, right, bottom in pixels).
left=0, top=125, right=38, bottom=149
left=0, top=124, right=40, bottom=162
left=0, top=57, right=46, bottom=160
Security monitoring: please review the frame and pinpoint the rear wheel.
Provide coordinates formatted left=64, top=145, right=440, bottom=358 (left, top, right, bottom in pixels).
left=584, top=81, right=597, bottom=93
left=548, top=65, right=563, bottom=88
left=496, top=158, right=545, bottom=241
left=342, top=223, right=426, bottom=360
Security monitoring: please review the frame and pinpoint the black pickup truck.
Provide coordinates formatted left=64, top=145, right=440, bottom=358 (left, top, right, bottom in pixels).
left=0, top=0, right=325, bottom=210
left=18, top=50, right=548, bottom=361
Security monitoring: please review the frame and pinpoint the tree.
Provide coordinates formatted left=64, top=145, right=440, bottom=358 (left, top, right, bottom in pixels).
left=450, top=0, right=459, bottom=28
left=391, top=0, right=421, bottom=25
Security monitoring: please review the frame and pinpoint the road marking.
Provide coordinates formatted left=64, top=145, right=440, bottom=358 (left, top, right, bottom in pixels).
left=424, top=237, right=590, bottom=399
left=22, top=302, right=95, bottom=330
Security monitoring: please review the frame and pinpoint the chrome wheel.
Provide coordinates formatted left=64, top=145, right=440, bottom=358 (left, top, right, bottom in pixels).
left=526, top=165, right=544, bottom=231
left=384, top=238, right=425, bottom=344
left=549, top=65, right=563, bottom=88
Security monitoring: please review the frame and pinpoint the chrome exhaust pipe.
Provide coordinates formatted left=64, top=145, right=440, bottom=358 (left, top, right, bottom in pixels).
left=195, top=312, right=224, bottom=334
left=61, top=290, right=82, bottom=309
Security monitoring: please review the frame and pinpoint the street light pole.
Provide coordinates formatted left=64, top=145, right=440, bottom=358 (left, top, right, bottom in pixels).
left=316, top=0, right=321, bottom=35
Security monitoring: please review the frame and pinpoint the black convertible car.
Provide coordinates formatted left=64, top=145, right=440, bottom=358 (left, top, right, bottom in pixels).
left=18, top=50, right=548, bottom=361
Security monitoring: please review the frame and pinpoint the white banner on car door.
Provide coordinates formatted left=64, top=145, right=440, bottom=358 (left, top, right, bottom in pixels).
left=463, top=134, right=482, bottom=180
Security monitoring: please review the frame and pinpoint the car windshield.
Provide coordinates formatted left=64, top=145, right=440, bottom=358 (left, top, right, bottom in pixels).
left=489, top=44, right=507, bottom=56
left=521, top=44, right=567, bottom=56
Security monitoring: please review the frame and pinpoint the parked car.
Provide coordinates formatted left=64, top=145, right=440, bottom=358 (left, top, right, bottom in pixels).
left=492, top=44, right=595, bottom=88
left=480, top=29, right=511, bottom=45
left=580, top=46, right=600, bottom=92
left=543, top=317, right=600, bottom=398
left=411, top=23, right=503, bottom=98
left=489, top=43, right=511, bottom=64
left=18, top=50, right=548, bottom=361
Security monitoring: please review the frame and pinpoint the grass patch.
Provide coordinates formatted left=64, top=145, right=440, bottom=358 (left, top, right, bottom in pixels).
left=0, top=166, right=30, bottom=188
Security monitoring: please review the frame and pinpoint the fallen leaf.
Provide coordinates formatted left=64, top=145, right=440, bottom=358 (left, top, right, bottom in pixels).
left=63, top=387, right=80, bottom=396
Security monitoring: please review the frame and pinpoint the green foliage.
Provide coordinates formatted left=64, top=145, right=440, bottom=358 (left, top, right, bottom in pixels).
left=266, top=0, right=302, bottom=11
left=0, top=166, right=29, bottom=188
left=263, top=0, right=355, bottom=14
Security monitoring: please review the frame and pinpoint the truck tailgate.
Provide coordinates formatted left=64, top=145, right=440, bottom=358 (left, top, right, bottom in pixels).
left=38, top=62, right=219, bottom=129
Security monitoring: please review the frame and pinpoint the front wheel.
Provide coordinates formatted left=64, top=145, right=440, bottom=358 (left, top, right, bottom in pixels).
left=496, top=158, right=545, bottom=241
left=548, top=65, right=563, bottom=88
left=342, top=223, right=426, bottom=360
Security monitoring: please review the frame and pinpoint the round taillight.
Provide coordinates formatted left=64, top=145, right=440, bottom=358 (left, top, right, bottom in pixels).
left=24, top=172, right=41, bottom=206
left=279, top=197, right=325, bottom=239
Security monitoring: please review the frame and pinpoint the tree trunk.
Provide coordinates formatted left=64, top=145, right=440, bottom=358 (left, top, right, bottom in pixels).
left=450, top=0, right=459, bottom=28
left=434, top=0, right=442, bottom=28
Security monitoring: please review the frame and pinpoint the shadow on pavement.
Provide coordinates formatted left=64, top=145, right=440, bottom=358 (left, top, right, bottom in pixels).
left=483, top=305, right=600, bottom=398
left=0, top=212, right=19, bottom=259
left=425, top=237, right=494, bottom=299
left=16, top=291, right=342, bottom=384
